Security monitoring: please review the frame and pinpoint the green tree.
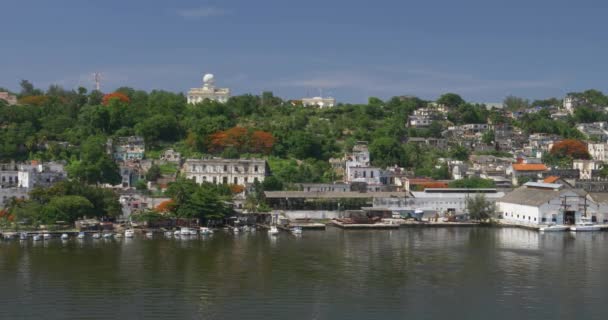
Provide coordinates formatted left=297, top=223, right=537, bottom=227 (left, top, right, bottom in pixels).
left=41, top=195, right=93, bottom=224
left=466, top=194, right=496, bottom=222
left=437, top=93, right=465, bottom=108
left=369, top=137, right=403, bottom=167
left=67, top=136, right=121, bottom=185
left=449, top=177, right=495, bottom=188
left=146, top=164, right=162, bottom=182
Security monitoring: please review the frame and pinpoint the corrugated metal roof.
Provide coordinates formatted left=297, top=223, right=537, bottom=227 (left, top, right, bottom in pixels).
left=264, top=191, right=408, bottom=199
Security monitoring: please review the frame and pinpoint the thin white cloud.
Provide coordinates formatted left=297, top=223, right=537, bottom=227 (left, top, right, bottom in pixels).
left=176, top=7, right=228, bottom=19
left=277, top=67, right=562, bottom=99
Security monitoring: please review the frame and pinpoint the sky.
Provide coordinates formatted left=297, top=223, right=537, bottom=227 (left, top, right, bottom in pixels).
left=2, top=0, right=608, bottom=103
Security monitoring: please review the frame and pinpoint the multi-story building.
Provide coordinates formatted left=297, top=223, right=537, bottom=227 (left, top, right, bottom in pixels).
left=407, top=107, right=447, bottom=128
left=588, top=143, right=608, bottom=161
left=160, top=149, right=182, bottom=163
left=108, top=136, right=145, bottom=161
left=572, top=159, right=603, bottom=180
left=187, top=74, right=231, bottom=104
left=0, top=92, right=17, bottom=105
left=301, top=96, right=336, bottom=108
left=182, top=158, right=267, bottom=186
left=1, top=161, right=66, bottom=208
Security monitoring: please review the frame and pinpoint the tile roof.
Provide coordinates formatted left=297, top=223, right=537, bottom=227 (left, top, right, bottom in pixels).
left=543, top=176, right=560, bottom=183
left=512, top=163, right=548, bottom=171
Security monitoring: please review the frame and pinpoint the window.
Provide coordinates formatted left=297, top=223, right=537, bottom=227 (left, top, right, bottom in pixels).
left=213, top=177, right=217, bottom=184
left=244, top=177, right=248, bottom=183
left=224, top=165, right=228, bottom=172
left=203, top=176, right=207, bottom=182
left=223, top=177, right=228, bottom=184
left=371, top=171, right=375, bottom=178
left=234, top=177, right=238, bottom=184
left=363, top=171, right=366, bottom=178
left=254, top=165, right=259, bottom=172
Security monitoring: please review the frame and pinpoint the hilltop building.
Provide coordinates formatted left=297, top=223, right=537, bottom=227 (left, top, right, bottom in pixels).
left=301, top=96, right=336, bottom=108
left=187, top=73, right=231, bottom=104
left=107, top=136, right=145, bottom=161
left=0, top=92, right=17, bottom=105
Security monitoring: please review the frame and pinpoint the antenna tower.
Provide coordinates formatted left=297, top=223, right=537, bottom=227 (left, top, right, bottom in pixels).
left=93, top=72, right=101, bottom=91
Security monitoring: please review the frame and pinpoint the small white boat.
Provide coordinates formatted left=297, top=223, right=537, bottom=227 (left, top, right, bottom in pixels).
left=570, top=223, right=600, bottom=232
left=180, top=227, right=193, bottom=236
left=199, top=227, right=213, bottom=235
left=19, top=233, right=28, bottom=241
left=242, top=225, right=250, bottom=232
left=146, top=231, right=153, bottom=238
left=77, top=232, right=86, bottom=239
left=3, top=233, right=14, bottom=240
left=42, top=233, right=52, bottom=240
left=189, top=229, right=198, bottom=236
left=164, top=231, right=173, bottom=238
left=33, top=235, right=42, bottom=241
left=103, top=233, right=113, bottom=239
left=233, top=227, right=240, bottom=234
left=115, top=233, right=123, bottom=238
left=174, top=230, right=181, bottom=236
left=268, top=226, right=279, bottom=236
left=92, top=233, right=101, bottom=239
left=125, top=229, right=134, bottom=238
left=61, top=233, right=69, bottom=240
left=291, top=226, right=303, bottom=235
left=539, top=225, right=569, bottom=232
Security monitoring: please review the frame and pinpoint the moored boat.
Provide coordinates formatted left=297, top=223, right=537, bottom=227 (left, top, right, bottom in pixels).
left=61, top=233, right=69, bottom=240
left=19, top=232, right=28, bottom=241
left=146, top=231, right=153, bottom=238
left=570, top=218, right=601, bottom=232
left=125, top=229, right=134, bottom=238
left=268, top=226, right=279, bottom=236
left=199, top=227, right=213, bottom=235
left=291, top=226, right=303, bottom=235
left=164, top=231, right=173, bottom=238
left=539, top=225, right=569, bottom=232
left=42, top=233, right=51, bottom=240
left=180, top=227, right=193, bottom=236
left=77, top=232, right=86, bottom=239
left=33, top=234, right=42, bottom=241
left=92, top=233, right=101, bottom=239
left=103, top=233, right=113, bottom=239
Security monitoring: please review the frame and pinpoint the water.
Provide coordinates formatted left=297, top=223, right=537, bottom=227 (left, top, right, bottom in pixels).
left=1, top=227, right=607, bottom=319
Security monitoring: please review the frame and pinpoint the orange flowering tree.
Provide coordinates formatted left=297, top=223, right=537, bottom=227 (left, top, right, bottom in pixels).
left=550, top=139, right=590, bottom=159
left=208, top=127, right=275, bottom=154
left=18, top=95, right=49, bottom=106
left=155, top=199, right=175, bottom=214
left=102, top=92, right=130, bottom=106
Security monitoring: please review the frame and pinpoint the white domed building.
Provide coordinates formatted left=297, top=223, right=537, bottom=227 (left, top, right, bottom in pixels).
left=187, top=73, right=231, bottom=104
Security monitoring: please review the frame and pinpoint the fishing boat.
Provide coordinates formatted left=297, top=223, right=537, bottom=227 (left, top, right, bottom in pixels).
left=291, top=226, right=303, bottom=235
left=199, top=227, right=213, bottom=235
left=570, top=218, right=601, bottom=232
left=61, top=233, right=69, bottom=240
left=146, top=231, right=153, bottom=238
left=103, top=233, right=113, bottom=239
left=174, top=230, right=181, bottom=237
left=233, top=227, right=240, bottom=234
left=33, top=234, right=42, bottom=241
left=19, top=232, right=28, bottom=241
left=164, top=231, right=173, bottom=238
left=92, top=233, right=101, bottom=239
left=42, top=233, right=51, bottom=240
left=77, top=232, right=85, bottom=239
left=268, top=225, right=279, bottom=236
left=539, top=224, right=569, bottom=232
left=124, top=229, right=134, bottom=238
left=189, top=229, right=198, bottom=236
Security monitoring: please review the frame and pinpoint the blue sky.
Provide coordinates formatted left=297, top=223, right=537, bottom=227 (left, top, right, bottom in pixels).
left=2, top=0, right=608, bottom=103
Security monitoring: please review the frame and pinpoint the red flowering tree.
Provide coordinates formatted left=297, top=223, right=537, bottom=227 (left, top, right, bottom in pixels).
left=208, top=127, right=274, bottom=154
left=550, top=139, right=590, bottom=159
left=102, top=92, right=130, bottom=106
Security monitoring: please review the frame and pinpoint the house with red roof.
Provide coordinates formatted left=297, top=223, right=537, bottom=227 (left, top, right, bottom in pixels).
left=507, top=161, right=548, bottom=186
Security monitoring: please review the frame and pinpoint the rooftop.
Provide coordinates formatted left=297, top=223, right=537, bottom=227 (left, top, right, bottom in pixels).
left=512, top=163, right=548, bottom=171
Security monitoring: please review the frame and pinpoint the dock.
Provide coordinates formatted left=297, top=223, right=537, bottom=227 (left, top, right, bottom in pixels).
left=331, top=220, right=400, bottom=229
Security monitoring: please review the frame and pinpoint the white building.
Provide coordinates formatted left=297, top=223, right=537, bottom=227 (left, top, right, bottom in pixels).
left=0, top=92, right=17, bottom=105
left=572, top=159, right=603, bottom=180
left=301, top=96, right=336, bottom=108
left=498, top=182, right=589, bottom=226
left=187, top=74, right=231, bottom=104
left=408, top=188, right=505, bottom=215
left=17, top=162, right=66, bottom=189
left=182, top=158, right=267, bottom=186
left=588, top=143, right=608, bottom=161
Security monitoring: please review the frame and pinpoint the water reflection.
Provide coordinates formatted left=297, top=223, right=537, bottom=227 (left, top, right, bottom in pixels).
left=1, top=228, right=608, bottom=319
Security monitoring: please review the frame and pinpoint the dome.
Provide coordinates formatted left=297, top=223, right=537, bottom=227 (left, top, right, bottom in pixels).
left=203, top=73, right=215, bottom=84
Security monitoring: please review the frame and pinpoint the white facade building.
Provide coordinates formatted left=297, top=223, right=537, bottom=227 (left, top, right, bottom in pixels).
left=182, top=158, right=267, bottom=186
left=301, top=96, right=336, bottom=108
left=408, top=188, right=505, bottom=215
left=572, top=159, right=603, bottom=180
left=588, top=143, right=608, bottom=161
left=498, top=182, right=589, bottom=226
left=187, top=74, right=231, bottom=104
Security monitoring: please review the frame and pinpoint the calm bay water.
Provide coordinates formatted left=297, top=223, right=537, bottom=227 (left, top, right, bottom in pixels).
left=1, top=227, right=606, bottom=320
